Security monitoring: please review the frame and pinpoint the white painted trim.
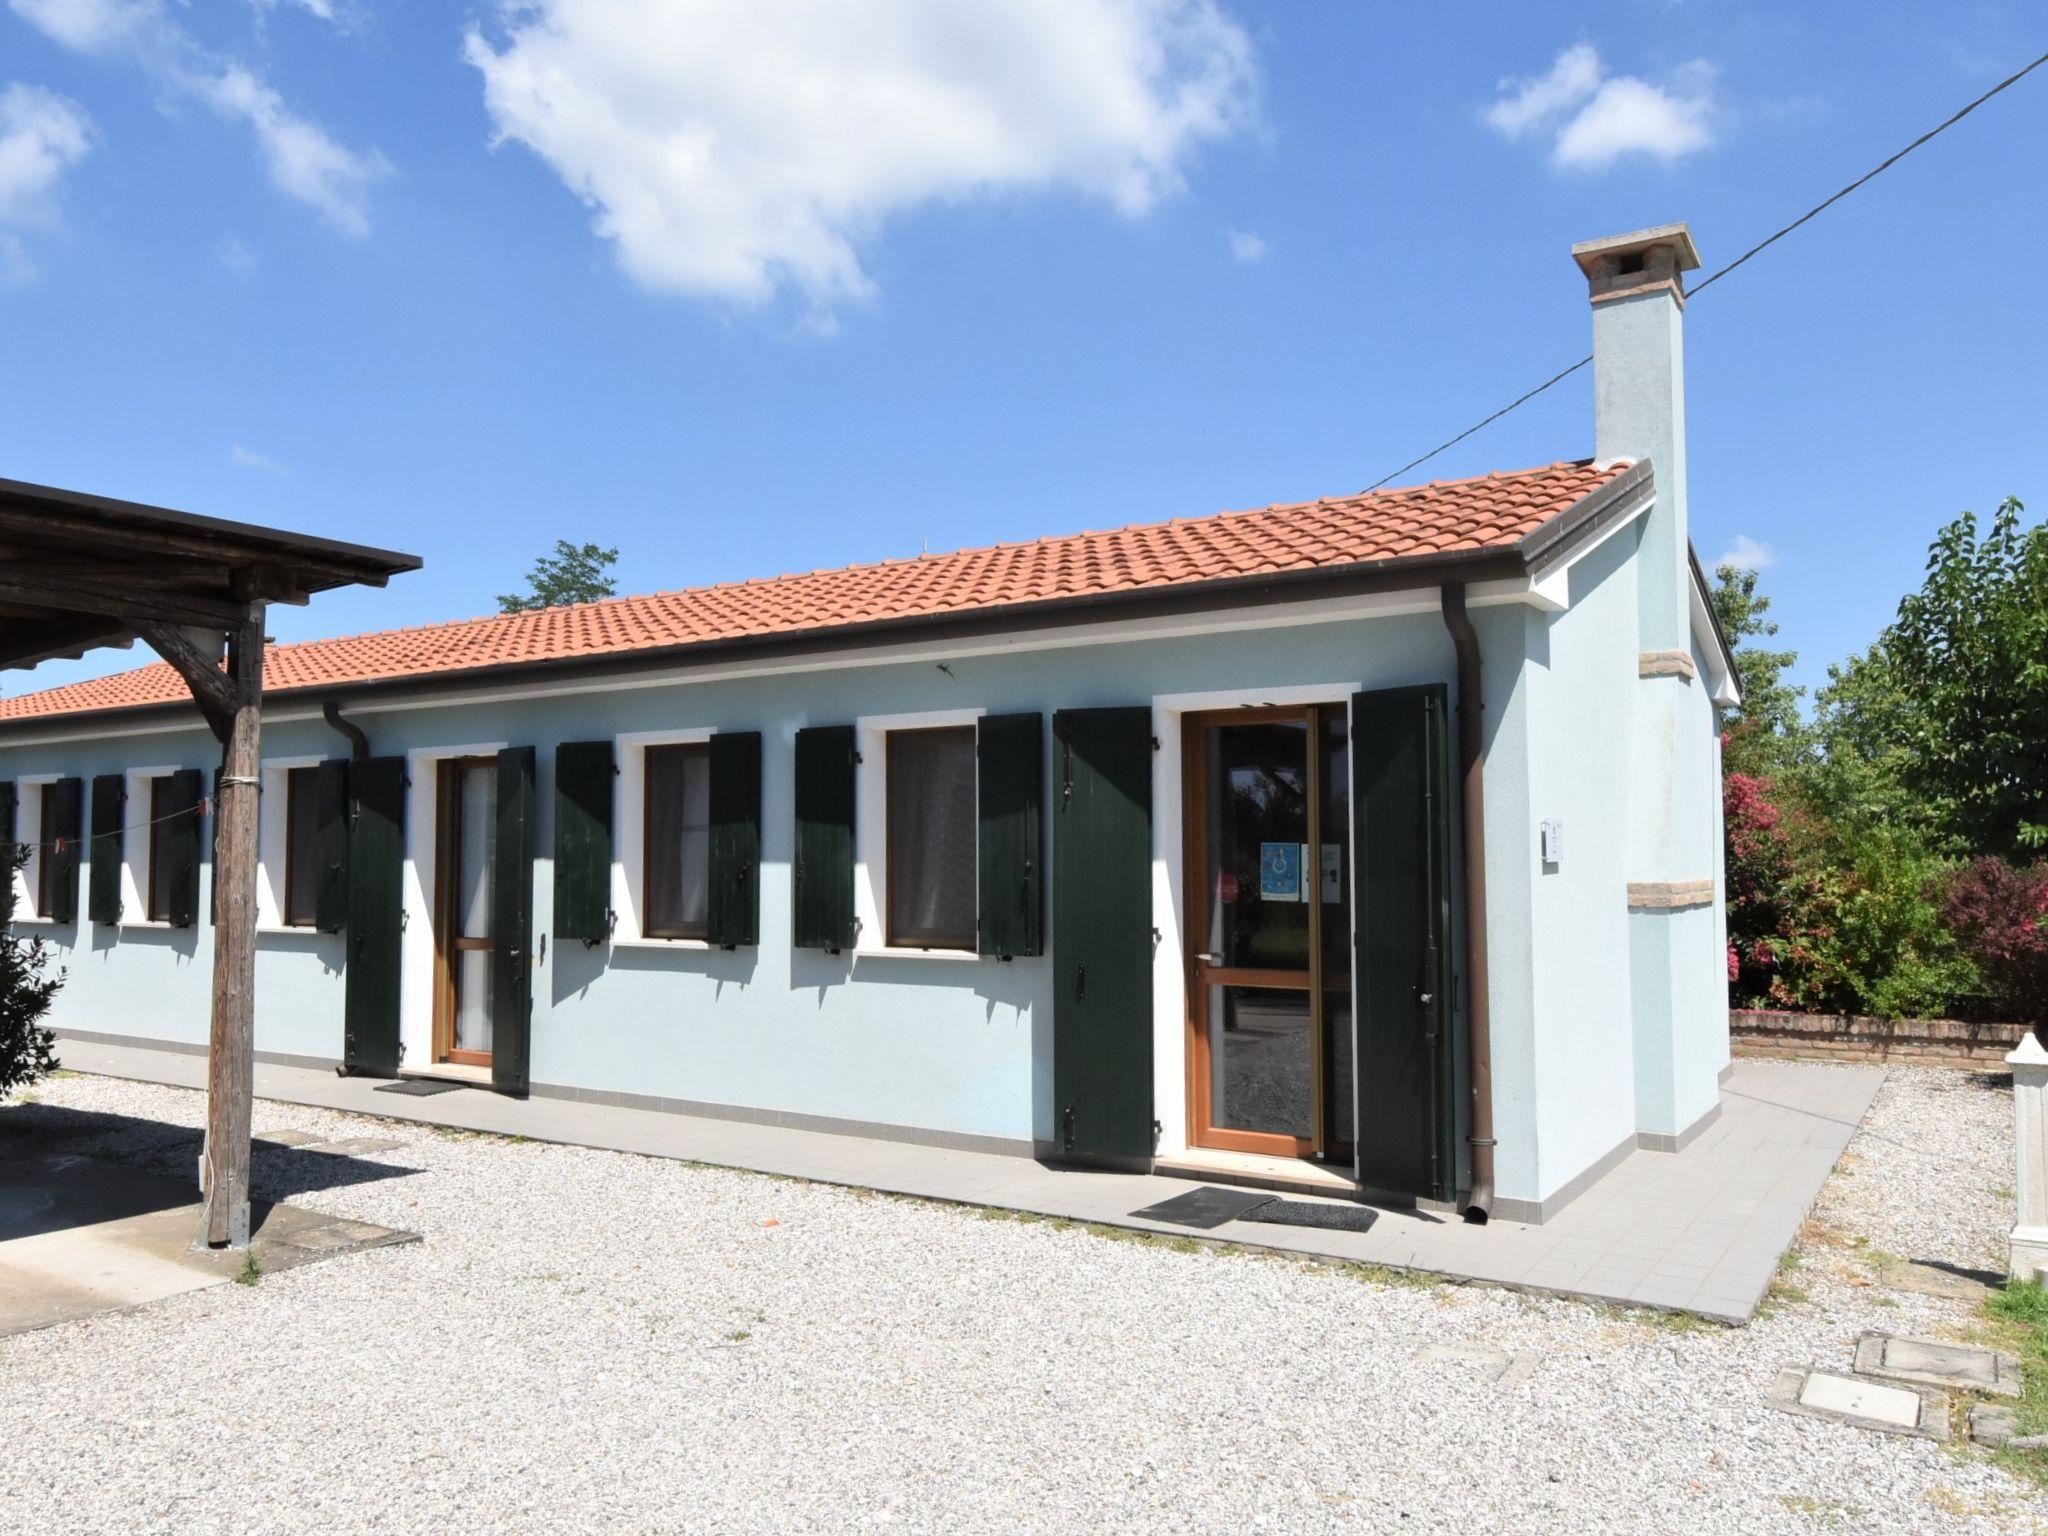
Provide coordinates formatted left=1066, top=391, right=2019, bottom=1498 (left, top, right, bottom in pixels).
left=614, top=726, right=715, bottom=944
left=1148, top=681, right=1363, bottom=1163
left=0, top=580, right=1557, bottom=749
left=117, top=765, right=180, bottom=929
left=401, top=741, right=508, bottom=1074
left=10, top=773, right=60, bottom=922
left=1688, top=566, right=1741, bottom=707
left=852, top=706, right=984, bottom=961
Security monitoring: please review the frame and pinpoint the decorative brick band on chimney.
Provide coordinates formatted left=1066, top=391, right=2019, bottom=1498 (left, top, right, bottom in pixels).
left=1574, top=222, right=1701, bottom=309
left=1627, top=878, right=1716, bottom=911
left=1637, top=649, right=1697, bottom=681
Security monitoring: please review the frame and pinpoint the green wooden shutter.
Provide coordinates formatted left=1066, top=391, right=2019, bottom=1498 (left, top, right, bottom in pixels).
left=552, top=740, right=614, bottom=944
left=792, top=725, right=856, bottom=951
left=161, top=768, right=203, bottom=928
left=1050, top=707, right=1153, bottom=1161
left=977, top=711, right=1043, bottom=959
left=1351, top=684, right=1456, bottom=1202
left=88, top=773, right=124, bottom=925
left=342, top=756, right=406, bottom=1076
left=707, top=731, right=762, bottom=948
left=313, top=760, right=352, bottom=934
left=44, top=778, right=82, bottom=925
left=492, top=746, right=537, bottom=1097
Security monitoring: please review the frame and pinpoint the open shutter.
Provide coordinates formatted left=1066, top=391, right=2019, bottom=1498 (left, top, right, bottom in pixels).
left=342, top=757, right=406, bottom=1076
left=552, top=740, right=613, bottom=944
left=1050, top=707, right=1153, bottom=1161
left=977, top=712, right=1043, bottom=959
left=88, top=773, right=124, bottom=925
left=792, top=725, right=856, bottom=951
left=491, top=746, right=537, bottom=1097
left=161, top=768, right=203, bottom=928
left=707, top=731, right=762, bottom=948
left=313, top=759, right=351, bottom=933
left=1352, top=684, right=1456, bottom=1202
left=0, top=782, right=12, bottom=920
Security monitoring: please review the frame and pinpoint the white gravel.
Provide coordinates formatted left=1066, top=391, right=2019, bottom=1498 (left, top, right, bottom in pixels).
left=0, top=1063, right=2037, bottom=1536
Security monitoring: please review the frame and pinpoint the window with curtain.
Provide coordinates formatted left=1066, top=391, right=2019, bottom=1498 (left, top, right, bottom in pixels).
left=886, top=726, right=976, bottom=949
left=147, top=777, right=176, bottom=921
left=644, top=742, right=710, bottom=938
left=282, top=766, right=321, bottom=927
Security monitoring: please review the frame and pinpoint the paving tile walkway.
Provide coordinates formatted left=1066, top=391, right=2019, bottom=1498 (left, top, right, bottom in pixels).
left=52, top=1037, right=1881, bottom=1323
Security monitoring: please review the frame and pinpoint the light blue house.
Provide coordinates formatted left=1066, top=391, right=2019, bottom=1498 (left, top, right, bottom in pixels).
left=0, top=224, right=1735, bottom=1224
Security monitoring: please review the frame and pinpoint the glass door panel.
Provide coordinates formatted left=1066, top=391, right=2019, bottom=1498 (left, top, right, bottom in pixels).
left=435, top=758, right=496, bottom=1067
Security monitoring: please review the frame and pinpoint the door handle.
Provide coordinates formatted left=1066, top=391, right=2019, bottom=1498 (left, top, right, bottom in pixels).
left=1195, top=952, right=1222, bottom=965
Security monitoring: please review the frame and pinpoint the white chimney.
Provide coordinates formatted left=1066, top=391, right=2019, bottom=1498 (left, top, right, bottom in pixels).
left=1572, top=223, right=1700, bottom=650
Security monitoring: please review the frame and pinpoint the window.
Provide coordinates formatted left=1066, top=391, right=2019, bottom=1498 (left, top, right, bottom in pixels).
left=643, top=742, right=710, bottom=939
left=35, top=788, right=58, bottom=918
left=282, top=766, right=320, bottom=927
left=147, top=778, right=176, bottom=921
left=885, top=726, right=976, bottom=949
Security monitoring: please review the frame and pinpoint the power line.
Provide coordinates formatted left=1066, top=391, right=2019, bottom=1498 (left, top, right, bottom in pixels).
left=1360, top=46, right=2048, bottom=494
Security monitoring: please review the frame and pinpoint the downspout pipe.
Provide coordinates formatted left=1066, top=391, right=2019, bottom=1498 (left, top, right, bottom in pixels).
left=322, top=700, right=369, bottom=762
left=1440, top=583, right=1495, bottom=1224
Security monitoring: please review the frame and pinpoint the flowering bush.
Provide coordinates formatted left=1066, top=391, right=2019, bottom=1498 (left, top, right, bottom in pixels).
left=1942, top=858, right=2048, bottom=1026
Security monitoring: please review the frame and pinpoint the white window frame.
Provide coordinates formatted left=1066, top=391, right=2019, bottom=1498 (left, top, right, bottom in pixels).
left=256, top=755, right=331, bottom=933
left=852, top=706, right=984, bottom=961
left=119, top=764, right=183, bottom=929
left=613, top=727, right=717, bottom=949
left=11, top=774, right=63, bottom=925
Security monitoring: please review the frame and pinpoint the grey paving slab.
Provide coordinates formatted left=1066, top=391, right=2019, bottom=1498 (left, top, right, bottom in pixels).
left=53, top=1038, right=1880, bottom=1324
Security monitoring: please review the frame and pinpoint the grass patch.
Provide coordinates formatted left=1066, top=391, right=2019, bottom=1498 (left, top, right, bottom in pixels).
left=234, top=1253, right=261, bottom=1287
left=1348, top=1263, right=1442, bottom=1291
left=1778, top=1249, right=1805, bottom=1274
left=1976, top=1279, right=2048, bottom=1485
left=724, top=1329, right=751, bottom=1343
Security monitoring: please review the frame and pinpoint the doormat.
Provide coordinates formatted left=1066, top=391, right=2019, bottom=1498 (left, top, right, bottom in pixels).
left=1128, top=1186, right=1279, bottom=1230
left=374, top=1079, right=465, bottom=1097
left=1239, top=1198, right=1378, bottom=1234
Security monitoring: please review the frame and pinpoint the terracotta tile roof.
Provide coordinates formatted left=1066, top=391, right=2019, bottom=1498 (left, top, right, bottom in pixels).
left=0, top=459, right=1628, bottom=725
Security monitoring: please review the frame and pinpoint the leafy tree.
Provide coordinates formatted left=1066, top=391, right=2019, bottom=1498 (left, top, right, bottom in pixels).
left=1710, top=563, right=1806, bottom=781
left=0, top=850, right=61, bottom=1097
left=1806, top=639, right=1951, bottom=850
left=497, top=541, right=621, bottom=613
left=1943, top=857, right=2048, bottom=1026
left=1881, top=497, right=2048, bottom=858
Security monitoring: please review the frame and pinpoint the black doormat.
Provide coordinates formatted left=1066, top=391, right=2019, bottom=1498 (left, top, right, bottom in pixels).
left=1239, top=1198, right=1378, bottom=1234
left=374, top=1079, right=465, bottom=1097
left=1129, top=1186, right=1278, bottom=1229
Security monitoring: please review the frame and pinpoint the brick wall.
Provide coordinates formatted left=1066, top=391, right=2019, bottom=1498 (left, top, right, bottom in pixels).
left=1731, top=1008, right=2031, bottom=1069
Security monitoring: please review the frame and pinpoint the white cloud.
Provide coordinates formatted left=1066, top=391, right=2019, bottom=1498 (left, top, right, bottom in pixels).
left=1484, top=42, right=1600, bottom=139
left=229, top=442, right=290, bottom=474
left=8, top=0, right=387, bottom=233
left=0, top=81, right=94, bottom=281
left=1486, top=44, right=1718, bottom=171
left=464, top=0, right=1257, bottom=311
left=1713, top=534, right=1778, bottom=573
left=1225, top=227, right=1264, bottom=263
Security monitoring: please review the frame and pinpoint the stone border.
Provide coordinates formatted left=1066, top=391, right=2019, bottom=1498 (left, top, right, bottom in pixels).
left=1637, top=649, right=1697, bottom=681
left=1731, top=1010, right=2029, bottom=1069
left=1854, top=1331, right=2021, bottom=1398
left=1627, top=879, right=1716, bottom=911
left=1767, top=1366, right=1950, bottom=1440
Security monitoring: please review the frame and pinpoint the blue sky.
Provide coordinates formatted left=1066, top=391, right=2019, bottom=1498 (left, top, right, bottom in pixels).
left=1, top=1, right=2042, bottom=701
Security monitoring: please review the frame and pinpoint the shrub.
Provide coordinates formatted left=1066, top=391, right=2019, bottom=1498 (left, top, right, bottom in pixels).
left=0, top=849, right=61, bottom=1098
left=1943, top=857, right=2048, bottom=1026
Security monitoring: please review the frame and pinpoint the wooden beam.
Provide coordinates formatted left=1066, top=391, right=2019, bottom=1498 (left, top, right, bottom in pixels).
left=0, top=507, right=387, bottom=588
left=197, top=605, right=264, bottom=1250
left=0, top=618, right=138, bottom=670
left=0, top=570, right=246, bottom=628
left=137, top=620, right=236, bottom=740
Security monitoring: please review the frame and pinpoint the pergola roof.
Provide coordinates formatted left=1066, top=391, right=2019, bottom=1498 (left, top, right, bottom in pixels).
left=0, top=476, right=420, bottom=672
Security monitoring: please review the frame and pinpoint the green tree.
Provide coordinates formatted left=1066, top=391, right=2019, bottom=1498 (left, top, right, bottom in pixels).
left=0, top=850, right=61, bottom=1097
left=1710, top=563, right=1806, bottom=781
left=1880, top=497, right=2047, bottom=858
left=497, top=540, right=621, bottom=613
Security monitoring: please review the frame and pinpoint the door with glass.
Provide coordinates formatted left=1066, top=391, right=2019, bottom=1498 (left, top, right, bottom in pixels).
left=1184, top=706, right=1352, bottom=1162
left=432, top=756, right=497, bottom=1068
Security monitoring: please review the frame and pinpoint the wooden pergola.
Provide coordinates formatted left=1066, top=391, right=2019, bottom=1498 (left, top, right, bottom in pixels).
left=0, top=476, right=419, bottom=1247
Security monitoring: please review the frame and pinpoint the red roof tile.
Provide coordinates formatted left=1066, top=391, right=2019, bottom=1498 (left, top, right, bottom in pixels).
left=0, top=459, right=1626, bottom=724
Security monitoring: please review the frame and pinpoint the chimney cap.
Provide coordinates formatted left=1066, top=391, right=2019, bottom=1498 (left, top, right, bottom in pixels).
left=1570, top=222, right=1701, bottom=279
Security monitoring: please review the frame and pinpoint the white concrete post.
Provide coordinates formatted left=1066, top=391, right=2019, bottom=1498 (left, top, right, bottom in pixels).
left=2008, top=1030, right=2048, bottom=1282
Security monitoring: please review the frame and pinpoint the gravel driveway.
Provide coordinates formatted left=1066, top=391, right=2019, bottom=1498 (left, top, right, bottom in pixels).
left=0, top=1064, right=2033, bottom=1536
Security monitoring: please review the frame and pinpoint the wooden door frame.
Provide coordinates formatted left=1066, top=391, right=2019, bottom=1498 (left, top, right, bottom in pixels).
left=432, top=755, right=497, bottom=1068
left=1181, top=704, right=1335, bottom=1160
